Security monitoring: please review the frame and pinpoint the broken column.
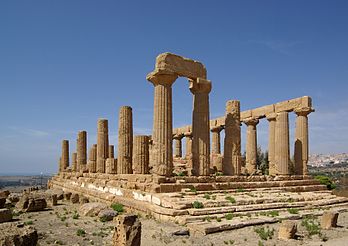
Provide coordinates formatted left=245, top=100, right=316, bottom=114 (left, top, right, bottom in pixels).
left=190, top=78, right=212, bottom=176
left=275, top=111, right=290, bottom=175
left=267, top=113, right=277, bottom=175
left=77, top=130, right=87, bottom=172
left=109, top=145, right=115, bottom=158
left=97, top=119, right=109, bottom=173
left=173, top=133, right=184, bottom=157
left=61, top=140, right=69, bottom=171
left=117, top=106, right=133, bottom=174
left=147, top=70, right=178, bottom=176
left=278, top=220, right=297, bottom=240
left=223, top=100, right=242, bottom=175
left=113, top=214, right=141, bottom=246
left=71, top=152, right=77, bottom=172
left=243, top=118, right=259, bottom=174
left=132, top=135, right=150, bottom=174
left=294, top=107, right=313, bottom=175
left=88, top=144, right=97, bottom=173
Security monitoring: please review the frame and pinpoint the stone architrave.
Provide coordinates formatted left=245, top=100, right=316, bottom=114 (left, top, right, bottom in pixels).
left=223, top=100, right=242, bottom=175
left=88, top=144, right=97, bottom=173
left=294, top=107, right=313, bottom=175
left=190, top=78, right=212, bottom=176
left=211, top=126, right=223, bottom=155
left=275, top=111, right=290, bottom=175
left=61, top=140, right=69, bottom=171
left=132, top=135, right=150, bottom=174
left=109, top=145, right=115, bottom=159
left=117, top=106, right=133, bottom=174
left=77, top=131, right=87, bottom=172
left=243, top=118, right=259, bottom=174
left=173, top=133, right=184, bottom=158
left=266, top=113, right=277, bottom=175
left=147, top=70, right=178, bottom=176
left=97, top=119, right=109, bottom=173
left=71, top=152, right=77, bottom=172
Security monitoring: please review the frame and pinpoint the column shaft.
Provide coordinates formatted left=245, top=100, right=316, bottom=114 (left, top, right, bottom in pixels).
left=77, top=131, right=87, bottom=172
left=61, top=140, right=69, bottom=171
left=267, top=114, right=277, bottom=175
left=133, top=135, right=150, bottom=174
left=109, top=145, right=115, bottom=159
left=211, top=128, right=221, bottom=155
left=71, top=152, right=77, bottom=172
left=117, top=106, right=133, bottom=174
left=97, top=119, right=109, bottom=173
left=173, top=135, right=183, bottom=157
left=88, top=144, right=97, bottom=173
left=244, top=119, right=259, bottom=174
left=275, top=112, right=290, bottom=175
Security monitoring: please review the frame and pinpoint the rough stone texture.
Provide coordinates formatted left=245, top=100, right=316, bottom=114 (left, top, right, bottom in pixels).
left=294, top=107, right=313, bottom=175
left=173, top=133, right=184, bottom=157
left=0, top=190, right=10, bottom=199
left=113, top=214, right=141, bottom=246
left=118, top=106, right=133, bottom=174
left=0, top=198, right=5, bottom=208
left=79, top=202, right=108, bottom=216
left=80, top=196, right=89, bottom=204
left=190, top=78, right=211, bottom=176
left=278, top=220, right=297, bottom=240
left=267, top=113, right=277, bottom=175
left=275, top=112, right=290, bottom=175
left=211, top=126, right=223, bottom=155
left=7, top=194, right=20, bottom=204
left=223, top=100, right=241, bottom=175
left=243, top=118, right=259, bottom=174
left=70, top=193, right=79, bottom=204
left=98, top=209, right=118, bottom=221
left=77, top=130, right=87, bottom=172
left=109, top=145, right=115, bottom=158
left=184, top=129, right=192, bottom=159
left=321, top=211, right=339, bottom=229
left=0, top=222, right=38, bottom=245
left=71, top=152, right=77, bottom=172
left=61, top=140, right=69, bottom=171
left=47, top=194, right=57, bottom=206
left=16, top=195, right=47, bottom=212
left=64, top=192, right=72, bottom=200
left=88, top=144, right=97, bottom=173
left=132, top=135, right=150, bottom=174
left=106, top=158, right=117, bottom=174
left=0, top=208, right=12, bottom=223
left=97, top=119, right=109, bottom=173
left=148, top=72, right=177, bottom=176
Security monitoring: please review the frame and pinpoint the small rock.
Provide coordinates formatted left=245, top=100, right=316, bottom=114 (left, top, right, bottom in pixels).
left=0, top=208, right=12, bottom=223
left=0, top=190, right=10, bottom=199
left=79, top=202, right=108, bottom=216
left=80, top=196, right=89, bottom=204
left=7, top=193, right=20, bottom=204
left=64, top=192, right=72, bottom=200
left=172, top=230, right=190, bottom=236
left=0, top=222, right=38, bottom=245
left=71, top=193, right=79, bottom=204
left=98, top=209, right=118, bottom=221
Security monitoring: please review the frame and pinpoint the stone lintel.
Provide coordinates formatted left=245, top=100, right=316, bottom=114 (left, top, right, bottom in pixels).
left=189, top=78, right=212, bottom=94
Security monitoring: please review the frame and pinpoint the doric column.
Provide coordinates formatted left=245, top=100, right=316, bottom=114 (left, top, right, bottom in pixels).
left=71, top=152, right=77, bottom=172
left=190, top=78, right=212, bottom=176
left=97, top=119, right=109, bottom=173
left=117, top=106, right=133, bottom=174
left=61, top=140, right=69, bottom=171
left=184, top=130, right=193, bottom=159
left=294, top=107, right=313, bottom=175
left=266, top=113, right=277, bottom=175
left=211, top=126, right=223, bottom=155
left=243, top=118, right=259, bottom=174
left=147, top=70, right=178, bottom=176
left=223, top=100, right=242, bottom=175
left=109, top=145, right=114, bottom=159
left=275, top=111, right=290, bottom=175
left=133, top=135, right=150, bottom=174
left=173, top=134, right=184, bottom=157
left=88, top=144, right=97, bottom=173
left=106, top=158, right=117, bottom=174
left=77, top=131, right=87, bottom=172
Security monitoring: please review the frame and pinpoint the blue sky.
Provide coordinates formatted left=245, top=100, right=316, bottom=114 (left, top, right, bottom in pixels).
left=0, top=1, right=347, bottom=174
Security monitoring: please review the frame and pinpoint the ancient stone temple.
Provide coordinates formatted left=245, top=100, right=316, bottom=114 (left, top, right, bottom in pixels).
left=49, top=52, right=348, bottom=234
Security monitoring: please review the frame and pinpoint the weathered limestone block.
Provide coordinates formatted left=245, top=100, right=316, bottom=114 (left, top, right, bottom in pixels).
left=64, top=192, right=72, bottom=200
left=278, top=220, right=297, bottom=240
left=109, top=145, right=115, bottom=158
left=80, top=196, right=89, bottom=204
left=98, top=209, right=118, bottom=221
left=0, top=190, right=10, bottom=199
left=47, top=194, right=57, bottom=206
left=243, top=118, right=259, bottom=174
left=77, top=130, right=87, bottom=172
left=0, top=222, right=38, bottom=245
left=275, top=112, right=290, bottom=175
left=61, top=140, right=69, bottom=171
left=16, top=195, right=47, bottom=212
left=113, top=214, right=141, bottom=246
left=106, top=158, right=117, bottom=174
left=118, top=106, right=133, bottom=174
left=79, top=202, right=108, bottom=216
left=190, top=78, right=212, bottom=176
left=275, top=96, right=312, bottom=112
left=321, top=211, right=339, bottom=229
left=71, top=152, right=77, bottom=172
left=133, top=135, right=150, bottom=174
left=251, top=104, right=275, bottom=119
left=71, top=193, right=79, bottom=204
left=0, top=208, right=12, bottom=223
left=97, top=119, right=109, bottom=173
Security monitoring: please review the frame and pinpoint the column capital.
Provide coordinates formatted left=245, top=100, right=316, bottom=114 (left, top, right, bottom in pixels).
left=266, top=113, right=277, bottom=121
left=211, top=125, right=224, bottom=133
left=189, top=78, right=212, bottom=94
left=294, top=107, right=314, bottom=116
left=146, top=69, right=178, bottom=86
left=173, top=133, right=184, bottom=140
left=243, top=118, right=259, bottom=126
left=183, top=131, right=192, bottom=138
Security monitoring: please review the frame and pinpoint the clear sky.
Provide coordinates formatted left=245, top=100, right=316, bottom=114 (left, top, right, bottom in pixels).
left=0, top=1, right=347, bottom=175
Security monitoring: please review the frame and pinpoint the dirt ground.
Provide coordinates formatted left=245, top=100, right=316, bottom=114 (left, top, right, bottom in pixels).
left=8, top=199, right=348, bottom=246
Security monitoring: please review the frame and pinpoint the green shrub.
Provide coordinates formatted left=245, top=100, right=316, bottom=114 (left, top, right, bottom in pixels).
left=315, top=175, right=336, bottom=190
left=24, top=220, right=33, bottom=225
left=192, top=201, right=204, bottom=209
left=225, top=196, right=236, bottom=204
left=259, top=210, right=279, bottom=217
left=254, top=226, right=275, bottom=240
left=287, top=208, right=299, bottom=214
left=236, top=188, right=245, bottom=192
left=301, top=218, right=321, bottom=236
left=177, top=172, right=185, bottom=177
left=188, top=187, right=197, bottom=193
left=203, top=193, right=211, bottom=200
left=225, top=213, right=234, bottom=220
left=111, top=203, right=124, bottom=213
left=76, top=229, right=86, bottom=237
left=72, top=213, right=79, bottom=219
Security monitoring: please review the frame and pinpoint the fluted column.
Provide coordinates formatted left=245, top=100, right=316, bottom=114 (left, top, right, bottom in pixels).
left=211, top=126, right=223, bottom=155
left=294, top=107, right=313, bottom=175
left=97, top=119, right=109, bottom=173
left=173, top=134, right=184, bottom=157
left=77, top=131, right=87, bottom=172
left=223, top=100, right=242, bottom=175
left=88, top=144, right=97, bottom=173
left=266, top=113, right=277, bottom=176
left=184, top=130, right=193, bottom=159
left=275, top=111, right=290, bottom=175
left=147, top=71, right=178, bottom=176
left=243, top=118, right=259, bottom=174
left=71, top=152, right=77, bottom=172
left=109, top=145, right=114, bottom=159
left=133, top=135, right=150, bottom=174
left=117, top=106, right=133, bottom=174
left=190, top=78, right=212, bottom=176
left=61, top=140, right=69, bottom=171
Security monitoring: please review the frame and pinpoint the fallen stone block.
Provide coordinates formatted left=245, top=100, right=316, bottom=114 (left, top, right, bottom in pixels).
left=98, top=209, right=118, bottom=221
left=113, top=214, right=141, bottom=246
left=0, top=208, right=12, bottom=223
left=79, top=202, right=108, bottom=216
left=0, top=198, right=6, bottom=208
left=321, top=211, right=339, bottom=229
left=80, top=196, right=89, bottom=204
left=71, top=193, right=79, bottom=204
left=16, top=195, right=47, bottom=212
left=0, top=222, right=38, bottom=245
left=64, top=192, right=72, bottom=200
left=0, top=190, right=10, bottom=199
left=278, top=220, right=297, bottom=240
